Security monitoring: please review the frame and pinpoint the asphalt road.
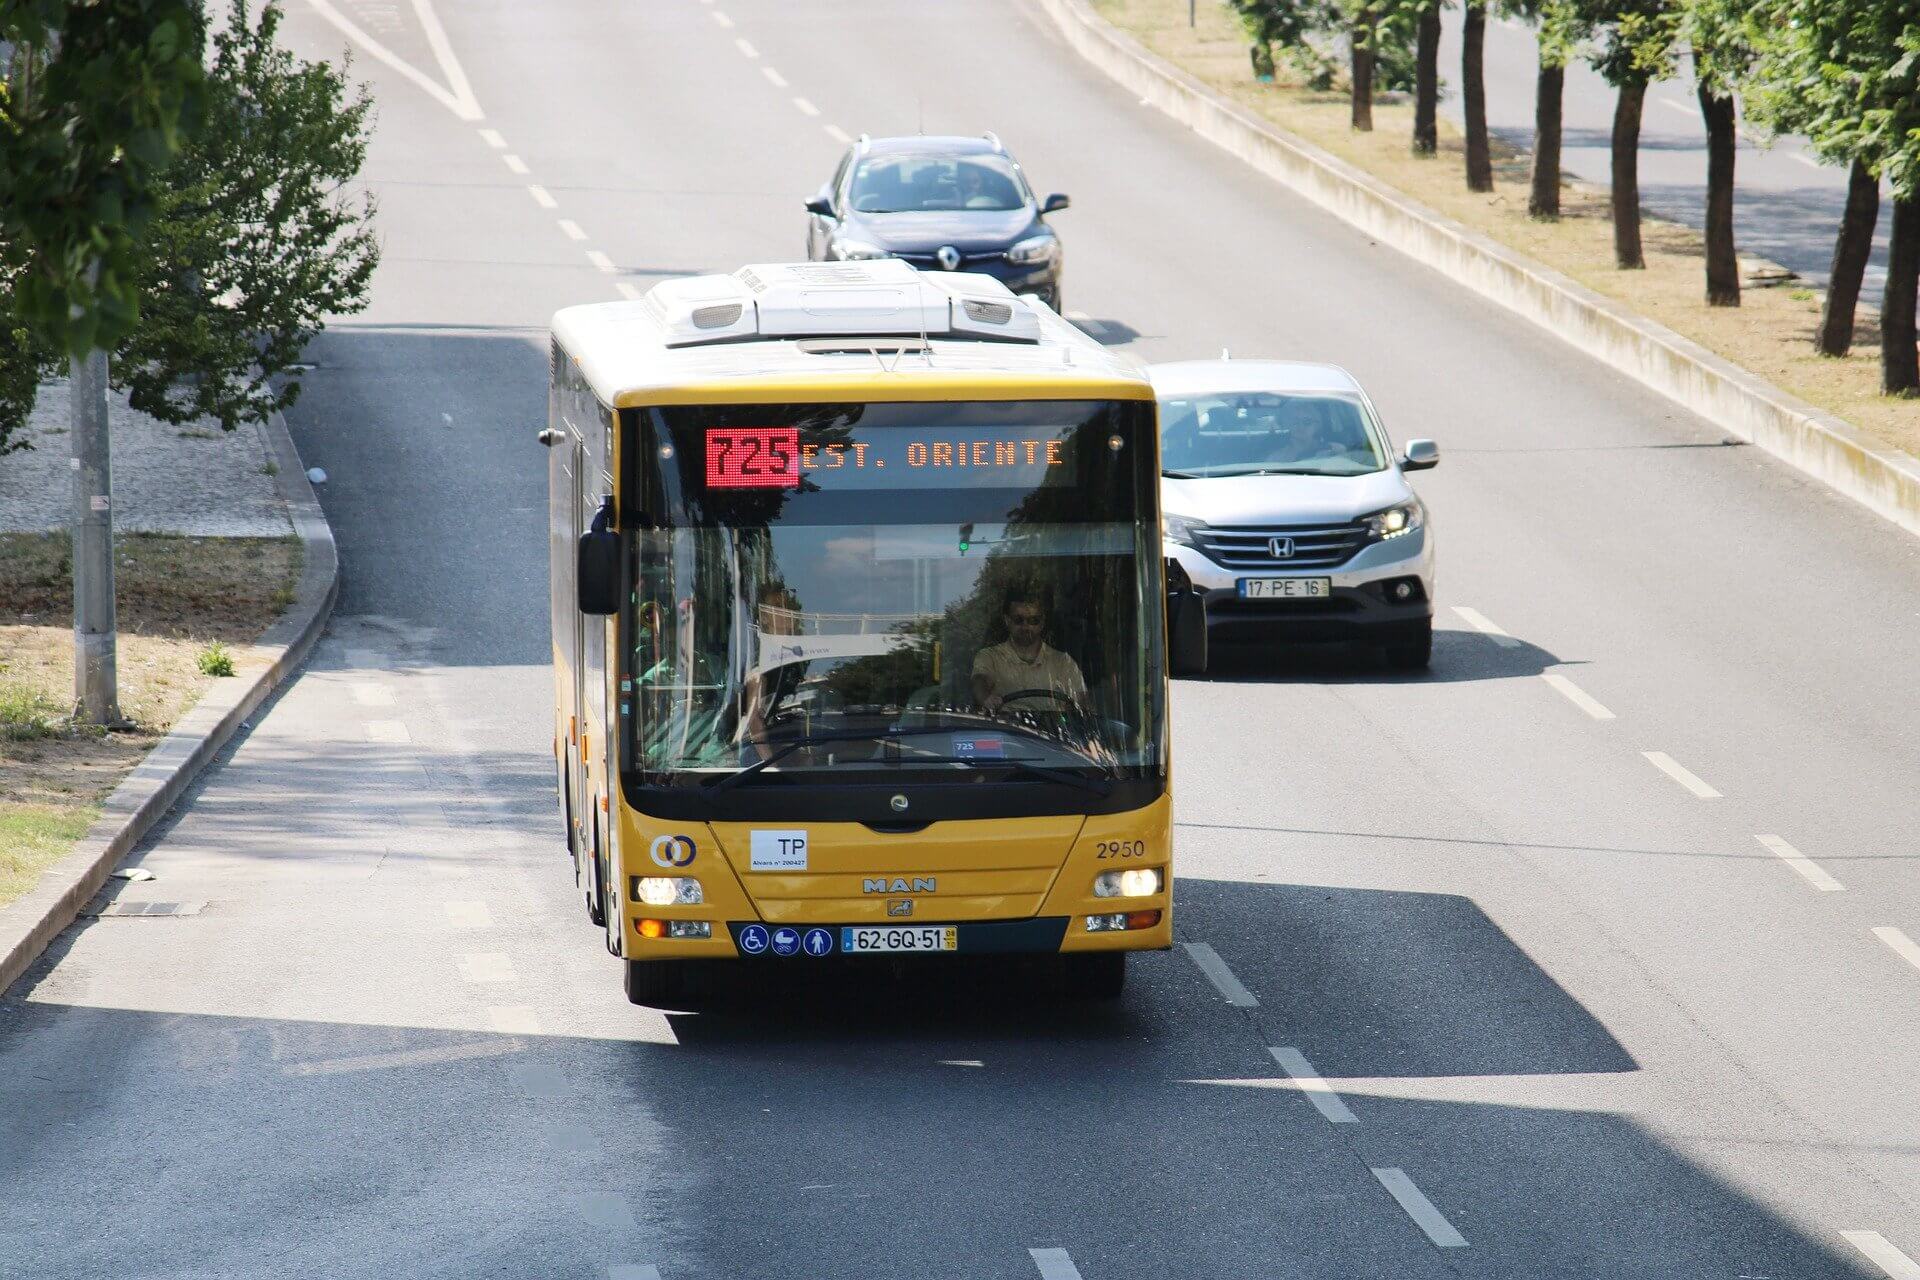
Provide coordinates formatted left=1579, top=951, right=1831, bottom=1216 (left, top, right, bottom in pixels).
left=4, top=0, right=1920, bottom=1276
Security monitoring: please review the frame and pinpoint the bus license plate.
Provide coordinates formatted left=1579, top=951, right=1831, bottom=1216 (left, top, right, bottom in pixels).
left=841, top=925, right=958, bottom=954
left=1239, top=578, right=1331, bottom=599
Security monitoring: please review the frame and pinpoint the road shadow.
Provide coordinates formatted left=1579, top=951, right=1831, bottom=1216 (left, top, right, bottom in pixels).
left=1067, top=316, right=1145, bottom=346
left=1185, top=624, right=1571, bottom=686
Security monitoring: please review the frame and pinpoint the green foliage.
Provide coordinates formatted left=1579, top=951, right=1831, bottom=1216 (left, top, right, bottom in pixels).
left=1578, top=0, right=1678, bottom=86
left=0, top=231, right=59, bottom=458
left=196, top=641, right=235, bottom=678
left=0, top=679, right=64, bottom=740
left=112, top=0, right=380, bottom=433
left=1227, top=0, right=1344, bottom=87
left=0, top=0, right=207, bottom=354
left=1342, top=0, right=1429, bottom=92
left=1506, top=0, right=1592, bottom=69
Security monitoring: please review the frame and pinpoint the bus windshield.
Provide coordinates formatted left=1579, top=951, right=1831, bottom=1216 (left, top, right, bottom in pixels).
left=622, top=400, right=1161, bottom=796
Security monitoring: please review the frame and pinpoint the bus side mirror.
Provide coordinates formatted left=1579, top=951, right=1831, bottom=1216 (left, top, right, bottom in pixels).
left=578, top=498, right=621, bottom=615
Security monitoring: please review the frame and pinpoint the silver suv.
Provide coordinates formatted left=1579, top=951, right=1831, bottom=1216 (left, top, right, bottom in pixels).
left=1151, top=359, right=1437, bottom=671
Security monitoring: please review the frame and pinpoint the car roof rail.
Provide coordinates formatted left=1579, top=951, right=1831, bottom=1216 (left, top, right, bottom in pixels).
left=856, top=133, right=871, bottom=152
left=982, top=131, right=1003, bottom=152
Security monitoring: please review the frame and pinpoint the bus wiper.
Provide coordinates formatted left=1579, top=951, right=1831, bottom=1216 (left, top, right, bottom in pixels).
left=873, top=753, right=1116, bottom=798
left=1161, top=469, right=1202, bottom=479
left=705, top=726, right=937, bottom=794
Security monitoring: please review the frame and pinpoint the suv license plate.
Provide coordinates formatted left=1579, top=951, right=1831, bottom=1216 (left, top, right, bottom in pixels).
left=1239, top=578, right=1332, bottom=599
left=841, top=926, right=958, bottom=954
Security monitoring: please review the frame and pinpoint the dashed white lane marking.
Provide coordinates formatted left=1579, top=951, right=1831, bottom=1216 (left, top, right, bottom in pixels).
left=607, top=1267, right=663, bottom=1280
left=527, top=184, right=557, bottom=209
left=824, top=124, right=852, bottom=144
left=1642, top=751, right=1722, bottom=798
left=615, top=282, right=643, bottom=301
left=1540, top=673, right=1614, bottom=720
left=1451, top=605, right=1520, bottom=647
left=792, top=96, right=820, bottom=117
left=1756, top=834, right=1844, bottom=892
left=734, top=36, right=758, bottom=57
left=761, top=65, right=788, bottom=88
left=1371, top=1167, right=1468, bottom=1248
left=1844, top=1232, right=1920, bottom=1279
left=364, top=719, right=411, bottom=744
left=284, top=1038, right=521, bottom=1076
left=478, top=128, right=507, bottom=149
left=1029, top=1247, right=1084, bottom=1280
left=489, top=1005, right=544, bottom=1035
left=586, top=250, right=617, bottom=274
left=1269, top=1047, right=1358, bottom=1123
left=710, top=8, right=734, bottom=27
left=558, top=218, right=587, bottom=241
left=1184, top=942, right=1258, bottom=1007
left=459, top=952, right=517, bottom=983
left=444, top=900, right=493, bottom=928
left=1065, top=309, right=1108, bottom=335
left=502, top=153, right=529, bottom=175
left=578, top=1192, right=636, bottom=1230
left=1789, top=151, right=1825, bottom=170
left=349, top=681, right=395, bottom=707
left=1873, top=927, right=1920, bottom=975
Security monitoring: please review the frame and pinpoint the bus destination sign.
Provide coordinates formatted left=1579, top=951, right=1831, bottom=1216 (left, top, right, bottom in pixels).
left=703, top=425, right=1076, bottom=491
left=705, top=427, right=802, bottom=489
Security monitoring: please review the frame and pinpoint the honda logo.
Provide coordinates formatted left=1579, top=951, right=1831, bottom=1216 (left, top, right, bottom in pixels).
left=1268, top=537, right=1295, bottom=559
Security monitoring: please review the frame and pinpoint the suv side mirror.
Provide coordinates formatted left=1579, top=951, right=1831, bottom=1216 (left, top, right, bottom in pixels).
left=1400, top=439, right=1439, bottom=471
left=1042, top=193, right=1071, bottom=214
left=577, top=499, right=621, bottom=615
left=804, top=195, right=835, bottom=218
left=1165, top=558, right=1208, bottom=677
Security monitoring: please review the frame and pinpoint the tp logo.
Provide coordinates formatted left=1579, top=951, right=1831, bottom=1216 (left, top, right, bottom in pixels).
left=649, top=834, right=696, bottom=868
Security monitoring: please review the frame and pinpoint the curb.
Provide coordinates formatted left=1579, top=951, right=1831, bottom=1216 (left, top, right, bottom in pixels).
left=1033, top=0, right=1920, bottom=539
left=0, top=408, right=338, bottom=997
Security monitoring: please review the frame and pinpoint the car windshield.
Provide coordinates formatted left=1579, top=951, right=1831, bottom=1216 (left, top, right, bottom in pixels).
left=847, top=153, right=1028, bottom=213
left=1159, top=391, right=1388, bottom=477
left=623, top=400, right=1161, bottom=793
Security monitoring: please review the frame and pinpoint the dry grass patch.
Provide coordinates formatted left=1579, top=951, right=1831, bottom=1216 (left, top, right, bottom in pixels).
left=0, top=531, right=299, bottom=908
left=1093, top=0, right=1918, bottom=457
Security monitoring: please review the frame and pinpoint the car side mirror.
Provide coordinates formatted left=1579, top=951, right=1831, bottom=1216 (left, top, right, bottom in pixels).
left=1042, top=193, right=1070, bottom=214
left=1400, top=439, right=1439, bottom=471
left=804, top=195, right=835, bottom=218
left=577, top=499, right=621, bottom=615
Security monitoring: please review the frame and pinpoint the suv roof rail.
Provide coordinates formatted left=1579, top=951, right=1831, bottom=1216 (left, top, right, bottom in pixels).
left=856, top=132, right=870, bottom=152
left=982, top=131, right=1003, bottom=152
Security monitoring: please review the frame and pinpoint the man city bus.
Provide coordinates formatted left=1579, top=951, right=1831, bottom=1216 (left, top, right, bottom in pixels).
left=544, top=261, right=1195, bottom=1005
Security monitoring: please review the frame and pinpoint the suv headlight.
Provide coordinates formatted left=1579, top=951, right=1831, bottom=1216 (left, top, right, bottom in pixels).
left=1005, top=233, right=1058, bottom=265
left=1362, top=499, right=1424, bottom=542
left=834, top=239, right=892, bottom=261
left=1164, top=513, right=1209, bottom=546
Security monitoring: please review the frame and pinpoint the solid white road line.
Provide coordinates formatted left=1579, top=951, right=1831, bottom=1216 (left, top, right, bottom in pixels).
left=444, top=900, right=493, bottom=928
left=1540, top=673, right=1615, bottom=720
left=1642, top=751, right=1722, bottom=798
left=1370, top=1167, right=1468, bottom=1248
left=710, top=9, right=734, bottom=28
left=527, top=184, right=557, bottom=209
left=1451, top=606, right=1520, bottom=647
left=304, top=0, right=483, bottom=121
left=1756, top=834, right=1844, bottom=892
left=607, top=1267, right=663, bottom=1280
left=734, top=37, right=758, bottom=57
left=558, top=219, right=587, bottom=242
left=478, top=128, right=507, bottom=149
left=792, top=96, right=820, bottom=117
left=761, top=66, right=788, bottom=88
left=284, top=1039, right=521, bottom=1076
left=1268, top=1047, right=1358, bottom=1123
left=615, top=282, right=643, bottom=301
left=1184, top=942, right=1258, bottom=1007
left=502, top=153, right=529, bottom=175
left=488, top=1005, right=544, bottom=1035
left=1030, top=1248, right=1085, bottom=1280
left=1789, top=151, right=1825, bottom=170
left=1845, top=1232, right=1920, bottom=1279
left=364, top=719, right=411, bottom=744
left=458, top=952, right=517, bottom=983
left=824, top=124, right=852, bottom=144
left=1873, top=927, right=1920, bottom=975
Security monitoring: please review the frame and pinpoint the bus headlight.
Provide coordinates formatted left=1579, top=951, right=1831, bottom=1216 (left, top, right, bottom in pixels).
left=1093, top=867, right=1163, bottom=898
left=635, top=876, right=703, bottom=906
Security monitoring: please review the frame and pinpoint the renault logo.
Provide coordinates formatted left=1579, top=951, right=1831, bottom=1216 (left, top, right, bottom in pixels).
left=935, top=245, right=961, bottom=271
left=1268, top=536, right=1295, bottom=559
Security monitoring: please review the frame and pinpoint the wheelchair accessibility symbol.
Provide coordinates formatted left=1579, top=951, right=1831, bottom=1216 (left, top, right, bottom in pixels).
left=649, top=834, right=696, bottom=868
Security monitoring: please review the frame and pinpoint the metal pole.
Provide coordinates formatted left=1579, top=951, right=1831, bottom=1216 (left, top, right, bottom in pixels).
left=1190, top=0, right=1196, bottom=26
left=71, top=348, right=121, bottom=725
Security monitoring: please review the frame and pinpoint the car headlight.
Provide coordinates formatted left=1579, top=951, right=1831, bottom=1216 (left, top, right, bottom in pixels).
left=1164, top=513, right=1209, bottom=546
left=1362, top=499, right=1424, bottom=541
left=834, top=239, right=892, bottom=261
left=1005, top=234, right=1058, bottom=265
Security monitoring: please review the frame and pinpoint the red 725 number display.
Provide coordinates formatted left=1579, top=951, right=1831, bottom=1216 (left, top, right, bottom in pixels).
left=705, top=427, right=802, bottom=489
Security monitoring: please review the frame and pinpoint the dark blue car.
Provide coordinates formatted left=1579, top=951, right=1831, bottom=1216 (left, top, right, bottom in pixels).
left=804, top=134, right=1070, bottom=311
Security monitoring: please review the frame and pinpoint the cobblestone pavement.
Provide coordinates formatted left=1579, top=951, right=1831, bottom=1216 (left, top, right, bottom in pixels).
left=0, top=379, right=291, bottom=537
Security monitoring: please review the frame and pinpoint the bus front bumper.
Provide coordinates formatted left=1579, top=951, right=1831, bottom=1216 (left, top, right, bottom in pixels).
left=617, top=911, right=1172, bottom=961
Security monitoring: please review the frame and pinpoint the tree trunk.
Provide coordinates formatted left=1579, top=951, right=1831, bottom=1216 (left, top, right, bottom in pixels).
left=1463, top=2, right=1492, bottom=191
left=1413, top=1, right=1440, bottom=155
left=1611, top=78, right=1646, bottom=269
left=1698, top=74, right=1739, bottom=306
left=1818, top=158, right=1880, bottom=356
left=1884, top=192, right=1919, bottom=395
left=1529, top=56, right=1564, bottom=217
left=1351, top=14, right=1375, bottom=132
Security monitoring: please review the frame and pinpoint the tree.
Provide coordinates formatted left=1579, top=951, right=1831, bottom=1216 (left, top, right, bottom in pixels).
left=1511, top=0, right=1588, bottom=217
left=1339, top=0, right=1426, bottom=133
left=1675, top=0, right=1754, bottom=306
left=0, top=233, right=59, bottom=458
left=1412, top=0, right=1444, bottom=155
left=1583, top=0, right=1679, bottom=269
left=1227, top=0, right=1342, bottom=89
left=1462, top=0, right=1494, bottom=190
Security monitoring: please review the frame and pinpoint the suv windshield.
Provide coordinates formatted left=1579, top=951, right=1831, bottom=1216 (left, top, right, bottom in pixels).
left=847, top=153, right=1028, bottom=213
left=622, top=400, right=1161, bottom=801
left=1159, top=391, right=1387, bottom=478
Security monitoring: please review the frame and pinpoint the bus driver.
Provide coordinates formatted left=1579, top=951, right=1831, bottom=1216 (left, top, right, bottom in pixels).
left=972, top=589, right=1087, bottom=715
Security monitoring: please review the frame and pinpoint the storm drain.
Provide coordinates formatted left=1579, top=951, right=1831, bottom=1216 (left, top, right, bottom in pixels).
left=87, top=900, right=208, bottom=918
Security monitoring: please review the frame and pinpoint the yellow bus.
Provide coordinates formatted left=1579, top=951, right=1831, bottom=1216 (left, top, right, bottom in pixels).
left=544, top=261, right=1195, bottom=1004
